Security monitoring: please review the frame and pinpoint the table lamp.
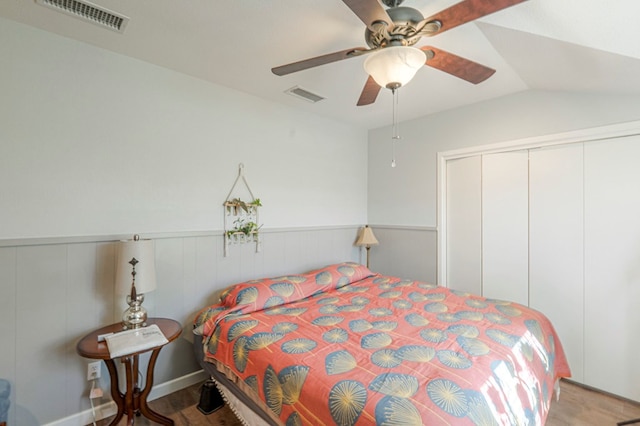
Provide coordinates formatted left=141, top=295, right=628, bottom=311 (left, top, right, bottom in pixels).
left=355, top=225, right=379, bottom=268
left=115, top=234, right=157, bottom=329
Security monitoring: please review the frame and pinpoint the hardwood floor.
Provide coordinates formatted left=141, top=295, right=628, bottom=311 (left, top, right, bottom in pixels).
left=92, top=379, right=640, bottom=425
left=547, top=381, right=640, bottom=426
left=91, top=382, right=242, bottom=426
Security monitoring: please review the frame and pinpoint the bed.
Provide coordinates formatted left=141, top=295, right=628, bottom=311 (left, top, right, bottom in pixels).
left=193, top=262, right=571, bottom=425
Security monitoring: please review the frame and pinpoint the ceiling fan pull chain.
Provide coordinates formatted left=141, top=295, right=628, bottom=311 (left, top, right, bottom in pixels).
left=391, top=87, right=400, bottom=168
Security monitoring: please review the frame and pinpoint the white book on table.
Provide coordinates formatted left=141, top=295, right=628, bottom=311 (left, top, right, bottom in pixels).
left=105, top=324, right=169, bottom=358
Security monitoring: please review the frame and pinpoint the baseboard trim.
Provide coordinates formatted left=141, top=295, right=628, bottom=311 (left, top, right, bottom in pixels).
left=147, top=369, right=209, bottom=401
left=43, top=370, right=209, bottom=426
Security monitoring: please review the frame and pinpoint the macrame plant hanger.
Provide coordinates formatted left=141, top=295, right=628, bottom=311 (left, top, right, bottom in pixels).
left=223, top=163, right=261, bottom=256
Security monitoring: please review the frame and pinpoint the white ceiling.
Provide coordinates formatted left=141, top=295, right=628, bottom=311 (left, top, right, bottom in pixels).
left=2, top=0, right=640, bottom=130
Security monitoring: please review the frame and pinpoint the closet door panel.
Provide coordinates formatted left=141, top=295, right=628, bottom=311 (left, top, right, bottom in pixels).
left=445, top=156, right=482, bottom=294
left=482, top=151, right=529, bottom=305
left=529, top=144, right=584, bottom=383
left=584, top=136, right=640, bottom=401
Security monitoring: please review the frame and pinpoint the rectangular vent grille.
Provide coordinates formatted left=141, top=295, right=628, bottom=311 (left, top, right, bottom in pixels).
left=36, top=0, right=129, bottom=33
left=285, top=86, right=325, bottom=103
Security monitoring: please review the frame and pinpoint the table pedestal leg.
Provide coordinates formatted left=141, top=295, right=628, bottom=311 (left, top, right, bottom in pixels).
left=122, top=355, right=136, bottom=425
left=138, top=349, right=174, bottom=425
left=104, top=349, right=173, bottom=426
left=104, top=360, right=124, bottom=426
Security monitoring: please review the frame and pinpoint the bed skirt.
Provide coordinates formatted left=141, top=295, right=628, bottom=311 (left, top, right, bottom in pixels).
left=193, top=334, right=280, bottom=426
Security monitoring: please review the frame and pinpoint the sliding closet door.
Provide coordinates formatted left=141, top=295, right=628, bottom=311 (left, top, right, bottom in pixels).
left=482, top=151, right=529, bottom=305
left=445, top=156, right=482, bottom=294
left=584, top=136, right=640, bottom=401
left=529, top=143, right=584, bottom=383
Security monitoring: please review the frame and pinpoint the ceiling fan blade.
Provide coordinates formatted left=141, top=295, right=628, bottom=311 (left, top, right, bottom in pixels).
left=342, top=0, right=393, bottom=30
left=272, top=47, right=369, bottom=76
left=424, top=0, right=528, bottom=34
left=421, top=46, right=495, bottom=84
left=357, top=75, right=382, bottom=106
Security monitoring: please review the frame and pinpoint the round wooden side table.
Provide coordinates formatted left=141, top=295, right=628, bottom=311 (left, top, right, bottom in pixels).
left=77, top=318, right=182, bottom=426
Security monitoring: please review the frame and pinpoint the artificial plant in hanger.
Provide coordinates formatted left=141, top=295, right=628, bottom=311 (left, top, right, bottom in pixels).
left=223, top=164, right=263, bottom=255
left=225, top=197, right=262, bottom=216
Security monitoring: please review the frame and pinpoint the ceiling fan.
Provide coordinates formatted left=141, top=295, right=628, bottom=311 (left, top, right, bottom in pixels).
left=272, top=0, right=528, bottom=106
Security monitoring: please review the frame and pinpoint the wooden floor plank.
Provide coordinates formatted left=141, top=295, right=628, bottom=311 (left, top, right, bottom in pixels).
left=90, top=379, right=640, bottom=425
left=547, top=381, right=640, bottom=426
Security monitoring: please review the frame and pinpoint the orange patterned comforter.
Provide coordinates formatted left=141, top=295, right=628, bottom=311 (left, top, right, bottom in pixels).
left=194, top=263, right=570, bottom=425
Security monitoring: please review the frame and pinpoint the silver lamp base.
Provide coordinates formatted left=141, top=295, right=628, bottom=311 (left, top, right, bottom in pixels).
left=122, top=293, right=147, bottom=330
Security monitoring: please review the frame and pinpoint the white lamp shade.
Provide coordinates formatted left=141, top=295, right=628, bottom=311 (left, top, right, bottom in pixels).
left=355, top=226, right=379, bottom=247
left=363, top=46, right=426, bottom=89
left=115, top=237, right=157, bottom=295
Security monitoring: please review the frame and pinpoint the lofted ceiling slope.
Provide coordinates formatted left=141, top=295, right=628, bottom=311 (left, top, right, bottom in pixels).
left=1, top=0, right=639, bottom=130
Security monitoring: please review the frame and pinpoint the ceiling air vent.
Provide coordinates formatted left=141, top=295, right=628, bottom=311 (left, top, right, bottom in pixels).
left=36, top=0, right=129, bottom=33
left=285, top=86, right=325, bottom=103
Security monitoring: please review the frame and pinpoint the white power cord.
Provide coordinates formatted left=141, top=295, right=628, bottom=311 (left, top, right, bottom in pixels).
left=89, top=379, right=103, bottom=426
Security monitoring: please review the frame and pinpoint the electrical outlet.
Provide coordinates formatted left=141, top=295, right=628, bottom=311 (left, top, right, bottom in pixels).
left=87, top=361, right=101, bottom=381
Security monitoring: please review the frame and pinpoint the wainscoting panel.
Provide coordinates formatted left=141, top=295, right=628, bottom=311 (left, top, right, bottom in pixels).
left=16, top=245, right=70, bottom=423
left=64, top=243, right=104, bottom=417
left=0, top=248, right=16, bottom=426
left=0, top=226, right=360, bottom=425
left=368, top=226, right=437, bottom=283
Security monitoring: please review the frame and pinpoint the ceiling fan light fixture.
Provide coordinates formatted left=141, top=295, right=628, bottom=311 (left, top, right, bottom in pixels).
left=363, top=46, right=426, bottom=89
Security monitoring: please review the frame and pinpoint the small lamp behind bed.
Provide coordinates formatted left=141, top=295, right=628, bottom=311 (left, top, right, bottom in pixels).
left=355, top=225, right=379, bottom=269
left=115, top=234, right=157, bottom=330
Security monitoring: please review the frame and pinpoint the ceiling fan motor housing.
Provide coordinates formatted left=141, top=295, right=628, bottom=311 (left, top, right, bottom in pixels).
left=365, top=6, right=425, bottom=48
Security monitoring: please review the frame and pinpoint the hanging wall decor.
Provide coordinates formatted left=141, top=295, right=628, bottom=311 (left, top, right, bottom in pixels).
left=223, top=164, right=262, bottom=256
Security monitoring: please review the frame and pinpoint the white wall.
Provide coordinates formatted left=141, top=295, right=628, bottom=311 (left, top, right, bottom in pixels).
left=368, top=226, right=436, bottom=283
left=0, top=18, right=368, bottom=425
left=0, top=17, right=368, bottom=240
